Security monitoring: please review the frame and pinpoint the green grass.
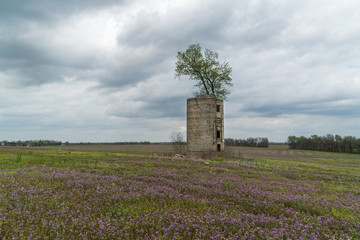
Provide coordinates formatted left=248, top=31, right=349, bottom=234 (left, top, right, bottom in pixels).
left=0, top=145, right=359, bottom=239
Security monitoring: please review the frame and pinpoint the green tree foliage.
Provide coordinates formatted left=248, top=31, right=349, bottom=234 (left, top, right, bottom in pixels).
left=287, top=134, right=360, bottom=153
left=175, top=44, right=233, bottom=100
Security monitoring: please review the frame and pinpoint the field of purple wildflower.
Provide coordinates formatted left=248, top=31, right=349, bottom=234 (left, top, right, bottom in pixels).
left=0, top=146, right=359, bottom=239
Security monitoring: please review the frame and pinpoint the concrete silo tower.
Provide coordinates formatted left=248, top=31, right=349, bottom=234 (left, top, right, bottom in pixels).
left=187, top=94, right=224, bottom=159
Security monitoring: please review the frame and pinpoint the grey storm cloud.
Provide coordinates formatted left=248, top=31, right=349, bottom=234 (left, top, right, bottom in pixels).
left=0, top=0, right=360, bottom=142
left=117, top=0, right=235, bottom=47
left=0, top=0, right=128, bottom=22
left=0, top=0, right=129, bottom=87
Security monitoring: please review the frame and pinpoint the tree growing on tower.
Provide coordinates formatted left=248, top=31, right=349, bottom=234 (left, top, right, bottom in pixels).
left=175, top=43, right=233, bottom=100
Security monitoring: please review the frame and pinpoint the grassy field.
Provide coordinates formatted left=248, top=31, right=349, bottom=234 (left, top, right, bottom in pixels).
left=0, top=145, right=359, bottom=239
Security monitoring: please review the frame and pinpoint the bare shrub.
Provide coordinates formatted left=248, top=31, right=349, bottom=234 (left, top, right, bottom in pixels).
left=170, top=131, right=186, bottom=155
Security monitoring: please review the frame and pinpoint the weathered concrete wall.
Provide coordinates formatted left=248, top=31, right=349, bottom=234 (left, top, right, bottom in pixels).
left=187, top=94, right=224, bottom=159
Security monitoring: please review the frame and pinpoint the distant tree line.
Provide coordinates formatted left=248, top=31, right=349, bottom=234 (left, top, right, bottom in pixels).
left=73, top=141, right=152, bottom=145
left=0, top=141, right=153, bottom=146
left=287, top=134, right=360, bottom=153
left=1, top=140, right=64, bottom=147
left=225, top=137, right=269, bottom=148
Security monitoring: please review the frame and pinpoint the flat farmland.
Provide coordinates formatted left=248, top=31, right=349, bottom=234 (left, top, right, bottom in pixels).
left=0, top=145, right=359, bottom=239
left=61, top=144, right=175, bottom=155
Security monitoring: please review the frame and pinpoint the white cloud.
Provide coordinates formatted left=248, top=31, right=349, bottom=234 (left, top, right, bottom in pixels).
left=1, top=0, right=360, bottom=142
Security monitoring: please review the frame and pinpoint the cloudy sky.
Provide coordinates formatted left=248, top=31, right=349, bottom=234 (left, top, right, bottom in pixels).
left=0, top=0, right=359, bottom=143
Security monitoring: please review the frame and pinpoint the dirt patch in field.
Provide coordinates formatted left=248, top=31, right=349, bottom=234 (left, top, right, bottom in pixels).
left=60, top=144, right=175, bottom=155
left=225, top=146, right=357, bottom=161
left=33, top=144, right=360, bottom=161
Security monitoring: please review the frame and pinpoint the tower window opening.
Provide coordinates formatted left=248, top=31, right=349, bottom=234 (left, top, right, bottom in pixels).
left=217, top=130, right=221, bottom=139
left=216, top=118, right=222, bottom=126
left=217, top=144, right=221, bottom=152
left=216, top=105, right=221, bottom=112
